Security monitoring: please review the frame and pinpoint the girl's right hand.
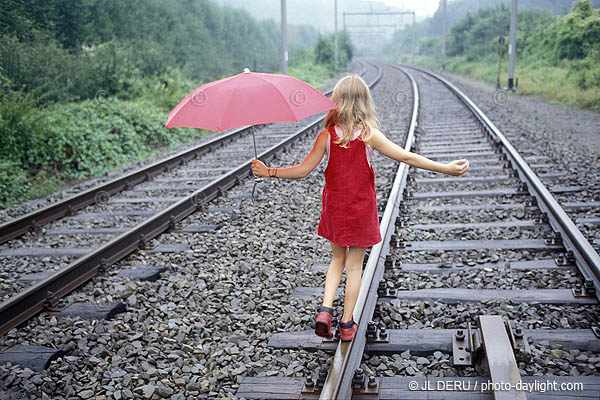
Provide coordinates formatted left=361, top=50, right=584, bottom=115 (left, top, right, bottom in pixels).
left=446, top=159, right=469, bottom=176
left=251, top=159, right=268, bottom=177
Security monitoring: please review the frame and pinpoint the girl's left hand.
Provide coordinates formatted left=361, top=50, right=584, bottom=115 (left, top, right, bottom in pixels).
left=445, top=159, right=470, bottom=176
left=251, top=159, right=268, bottom=177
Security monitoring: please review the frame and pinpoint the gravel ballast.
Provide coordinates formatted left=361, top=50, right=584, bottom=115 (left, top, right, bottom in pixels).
left=2, top=61, right=599, bottom=398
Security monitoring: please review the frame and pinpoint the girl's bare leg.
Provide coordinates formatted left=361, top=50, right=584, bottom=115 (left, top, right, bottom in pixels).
left=322, top=242, right=347, bottom=308
left=341, top=246, right=367, bottom=323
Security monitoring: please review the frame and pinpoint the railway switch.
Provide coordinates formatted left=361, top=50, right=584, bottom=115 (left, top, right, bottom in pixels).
left=453, top=323, right=481, bottom=366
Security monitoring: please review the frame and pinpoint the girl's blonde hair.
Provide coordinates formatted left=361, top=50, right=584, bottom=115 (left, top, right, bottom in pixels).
left=323, top=74, right=379, bottom=148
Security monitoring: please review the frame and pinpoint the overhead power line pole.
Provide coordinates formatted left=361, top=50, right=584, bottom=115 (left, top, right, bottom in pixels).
left=508, top=0, right=517, bottom=90
left=281, top=0, right=288, bottom=75
left=335, top=0, right=339, bottom=70
left=412, top=11, right=416, bottom=65
left=442, top=0, right=447, bottom=71
left=343, top=11, right=416, bottom=62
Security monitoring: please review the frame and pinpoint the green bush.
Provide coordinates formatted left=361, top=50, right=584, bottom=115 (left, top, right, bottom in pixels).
left=0, top=84, right=43, bottom=168
left=27, top=98, right=199, bottom=179
left=526, top=0, right=600, bottom=62
left=572, top=48, right=600, bottom=88
left=313, top=31, right=354, bottom=70
left=0, top=159, right=31, bottom=208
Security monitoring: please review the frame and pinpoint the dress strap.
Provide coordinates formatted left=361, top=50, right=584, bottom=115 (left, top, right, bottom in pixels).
left=328, top=125, right=338, bottom=140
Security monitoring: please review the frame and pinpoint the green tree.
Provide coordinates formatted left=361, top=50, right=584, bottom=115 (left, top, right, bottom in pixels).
left=339, top=30, right=354, bottom=66
left=314, top=34, right=334, bottom=66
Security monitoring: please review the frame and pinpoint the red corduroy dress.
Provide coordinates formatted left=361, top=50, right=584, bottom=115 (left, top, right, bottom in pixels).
left=317, top=125, right=382, bottom=247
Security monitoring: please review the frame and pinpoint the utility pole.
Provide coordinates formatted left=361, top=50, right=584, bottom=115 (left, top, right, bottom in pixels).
left=497, top=36, right=505, bottom=89
left=335, top=0, right=339, bottom=70
left=281, top=0, right=288, bottom=75
left=508, top=0, right=517, bottom=90
left=441, top=0, right=447, bottom=71
left=344, top=11, right=416, bottom=61
left=412, top=11, right=416, bottom=65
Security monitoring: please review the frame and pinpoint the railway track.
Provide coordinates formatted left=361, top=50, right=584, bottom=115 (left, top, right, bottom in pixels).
left=0, top=62, right=379, bottom=335
left=1, top=59, right=599, bottom=399
left=236, top=63, right=600, bottom=399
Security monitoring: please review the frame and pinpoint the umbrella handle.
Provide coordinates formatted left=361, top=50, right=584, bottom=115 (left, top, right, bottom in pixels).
left=250, top=125, right=265, bottom=202
left=251, top=125, right=264, bottom=183
left=252, top=125, right=258, bottom=160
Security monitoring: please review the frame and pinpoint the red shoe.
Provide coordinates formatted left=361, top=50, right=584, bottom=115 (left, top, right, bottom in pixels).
left=315, top=305, right=334, bottom=338
left=339, top=317, right=358, bottom=342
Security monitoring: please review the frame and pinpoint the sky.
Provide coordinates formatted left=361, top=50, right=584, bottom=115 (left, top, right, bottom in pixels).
left=379, top=0, right=439, bottom=17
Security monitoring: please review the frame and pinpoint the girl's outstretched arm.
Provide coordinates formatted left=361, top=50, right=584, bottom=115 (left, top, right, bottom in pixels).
left=251, top=129, right=327, bottom=179
left=368, top=128, right=469, bottom=176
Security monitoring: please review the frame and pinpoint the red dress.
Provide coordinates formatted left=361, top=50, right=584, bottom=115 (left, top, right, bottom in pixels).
left=317, top=125, right=382, bottom=247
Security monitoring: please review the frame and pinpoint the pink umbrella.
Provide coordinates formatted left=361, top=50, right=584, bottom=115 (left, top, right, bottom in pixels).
left=165, top=68, right=338, bottom=183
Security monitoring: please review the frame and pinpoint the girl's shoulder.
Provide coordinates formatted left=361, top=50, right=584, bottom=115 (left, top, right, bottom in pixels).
left=315, top=128, right=331, bottom=147
left=362, top=127, right=384, bottom=148
left=319, top=126, right=337, bottom=138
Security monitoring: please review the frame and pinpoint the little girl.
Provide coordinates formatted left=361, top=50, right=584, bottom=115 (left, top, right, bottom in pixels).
left=252, top=74, right=469, bottom=341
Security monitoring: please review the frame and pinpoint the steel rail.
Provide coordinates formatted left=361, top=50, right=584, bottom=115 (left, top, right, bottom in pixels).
left=319, top=62, right=419, bottom=399
left=0, top=61, right=381, bottom=336
left=402, top=64, right=600, bottom=301
left=0, top=61, right=371, bottom=246
left=0, top=126, right=252, bottom=244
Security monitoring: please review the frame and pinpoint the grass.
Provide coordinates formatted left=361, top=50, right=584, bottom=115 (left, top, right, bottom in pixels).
left=289, top=62, right=338, bottom=89
left=391, top=54, right=600, bottom=111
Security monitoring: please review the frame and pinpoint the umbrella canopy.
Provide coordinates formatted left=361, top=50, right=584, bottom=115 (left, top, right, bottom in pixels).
left=164, top=69, right=338, bottom=131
